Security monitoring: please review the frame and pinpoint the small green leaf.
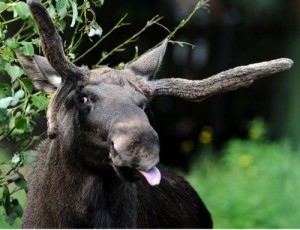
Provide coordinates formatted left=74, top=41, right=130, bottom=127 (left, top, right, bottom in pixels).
left=0, top=2, right=6, bottom=11
left=10, top=98, right=19, bottom=107
left=0, top=108, right=8, bottom=122
left=20, top=42, right=34, bottom=56
left=70, top=0, right=78, bottom=27
left=11, top=154, right=20, bottom=164
left=19, top=78, right=34, bottom=94
left=2, top=185, right=10, bottom=212
left=88, top=22, right=103, bottom=37
left=23, top=150, right=35, bottom=165
left=31, top=95, right=49, bottom=109
left=5, top=38, right=20, bottom=50
left=101, top=51, right=107, bottom=58
left=48, top=4, right=56, bottom=19
left=83, top=1, right=90, bottom=9
left=56, top=19, right=66, bottom=31
left=92, top=0, right=104, bottom=7
left=0, top=97, right=13, bottom=109
left=0, top=49, right=14, bottom=58
left=0, top=83, right=12, bottom=97
left=5, top=212, right=18, bottom=225
left=5, top=63, right=24, bottom=81
left=5, top=199, right=23, bottom=225
left=56, top=0, right=69, bottom=19
left=15, top=178, right=27, bottom=189
left=14, top=116, right=28, bottom=130
left=14, top=89, right=25, bottom=100
left=15, top=1, right=30, bottom=19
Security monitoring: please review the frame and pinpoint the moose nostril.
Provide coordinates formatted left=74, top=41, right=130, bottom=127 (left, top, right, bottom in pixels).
left=110, top=141, right=118, bottom=158
left=111, top=141, right=114, bottom=149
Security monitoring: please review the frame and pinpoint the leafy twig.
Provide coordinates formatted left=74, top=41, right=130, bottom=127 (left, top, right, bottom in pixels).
left=0, top=128, right=15, bottom=143
left=95, top=15, right=163, bottom=66
left=73, top=14, right=129, bottom=63
left=167, top=0, right=209, bottom=40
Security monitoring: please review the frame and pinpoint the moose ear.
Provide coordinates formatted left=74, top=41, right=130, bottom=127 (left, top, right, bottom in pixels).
left=125, top=39, right=168, bottom=80
left=16, top=51, right=61, bottom=93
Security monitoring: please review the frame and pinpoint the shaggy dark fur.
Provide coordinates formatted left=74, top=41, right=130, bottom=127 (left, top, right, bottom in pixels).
left=22, top=139, right=212, bottom=228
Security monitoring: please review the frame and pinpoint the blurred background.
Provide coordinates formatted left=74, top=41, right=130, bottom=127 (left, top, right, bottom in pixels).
left=80, top=0, right=300, bottom=167
left=75, top=0, right=300, bottom=227
left=1, top=0, right=300, bottom=228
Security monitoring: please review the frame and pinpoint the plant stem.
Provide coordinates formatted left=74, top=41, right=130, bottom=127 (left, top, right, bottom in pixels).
left=167, top=0, right=209, bottom=40
left=74, top=14, right=129, bottom=63
left=2, top=17, right=20, bottom=25
left=95, top=15, right=162, bottom=66
left=68, top=9, right=84, bottom=53
left=12, top=22, right=26, bottom=39
left=0, top=128, right=15, bottom=143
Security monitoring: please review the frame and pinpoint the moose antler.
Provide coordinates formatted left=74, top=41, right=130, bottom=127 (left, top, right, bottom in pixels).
left=26, top=0, right=89, bottom=138
left=27, top=0, right=85, bottom=78
left=124, top=40, right=293, bottom=101
left=146, top=58, right=293, bottom=101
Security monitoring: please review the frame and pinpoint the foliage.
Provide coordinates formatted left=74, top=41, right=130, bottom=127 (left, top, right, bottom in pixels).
left=187, top=118, right=300, bottom=228
left=0, top=0, right=209, bottom=226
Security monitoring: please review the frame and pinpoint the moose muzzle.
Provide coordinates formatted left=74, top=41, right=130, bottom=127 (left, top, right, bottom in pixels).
left=108, top=120, right=161, bottom=186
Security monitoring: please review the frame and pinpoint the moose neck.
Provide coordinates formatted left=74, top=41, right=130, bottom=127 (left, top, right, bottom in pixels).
left=85, top=174, right=138, bottom=228
left=46, top=138, right=139, bottom=228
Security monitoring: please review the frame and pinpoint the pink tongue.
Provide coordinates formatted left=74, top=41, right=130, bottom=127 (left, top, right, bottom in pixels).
left=139, top=166, right=161, bottom=186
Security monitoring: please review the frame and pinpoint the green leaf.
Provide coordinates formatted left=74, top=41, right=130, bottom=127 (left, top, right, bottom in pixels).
left=11, top=154, right=20, bottom=164
left=83, top=1, right=90, bottom=9
left=0, top=108, right=8, bottom=122
left=5, top=199, right=23, bottom=225
left=0, top=49, right=15, bottom=59
left=0, top=97, right=13, bottom=109
left=15, top=178, right=27, bottom=189
left=14, top=116, right=29, bottom=130
left=23, top=150, right=35, bottom=165
left=20, top=42, right=34, bottom=56
left=0, top=2, right=6, bottom=11
left=56, top=0, right=69, bottom=19
left=48, top=4, right=56, bottom=19
left=5, top=63, right=24, bottom=81
left=70, top=0, right=78, bottom=27
left=56, top=19, right=66, bottom=31
left=19, top=78, right=34, bottom=94
left=14, top=89, right=25, bottom=100
left=31, top=95, right=49, bottom=109
left=15, top=1, right=30, bottom=20
left=0, top=22, right=6, bottom=40
left=88, top=22, right=103, bottom=37
left=5, top=38, right=20, bottom=50
left=0, top=83, right=12, bottom=97
left=9, top=89, right=25, bottom=106
left=2, top=185, right=10, bottom=213
left=92, top=0, right=104, bottom=7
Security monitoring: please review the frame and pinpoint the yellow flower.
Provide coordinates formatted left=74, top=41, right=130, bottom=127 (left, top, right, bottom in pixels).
left=198, top=126, right=213, bottom=144
left=180, top=140, right=194, bottom=154
left=239, top=154, right=253, bottom=168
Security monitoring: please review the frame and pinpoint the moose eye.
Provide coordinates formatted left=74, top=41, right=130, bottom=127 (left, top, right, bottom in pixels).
left=78, top=95, right=88, bottom=104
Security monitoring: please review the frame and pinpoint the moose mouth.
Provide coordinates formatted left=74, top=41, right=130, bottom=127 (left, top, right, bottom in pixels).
left=138, top=166, right=161, bottom=186
left=110, top=154, right=161, bottom=186
left=109, top=142, right=161, bottom=186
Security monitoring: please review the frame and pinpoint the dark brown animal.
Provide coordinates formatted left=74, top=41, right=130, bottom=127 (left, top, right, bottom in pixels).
left=17, top=0, right=293, bottom=228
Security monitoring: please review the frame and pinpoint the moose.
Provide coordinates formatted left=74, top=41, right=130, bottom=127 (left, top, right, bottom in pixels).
left=17, top=0, right=293, bottom=228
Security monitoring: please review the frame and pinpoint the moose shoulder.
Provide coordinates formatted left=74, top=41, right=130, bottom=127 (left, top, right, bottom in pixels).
left=17, top=0, right=293, bottom=228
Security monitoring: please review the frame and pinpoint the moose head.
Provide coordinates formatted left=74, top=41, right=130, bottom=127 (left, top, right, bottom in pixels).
left=17, top=0, right=293, bottom=186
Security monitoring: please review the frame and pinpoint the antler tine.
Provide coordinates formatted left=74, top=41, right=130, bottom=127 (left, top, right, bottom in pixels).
left=146, top=58, right=293, bottom=101
left=27, top=0, right=86, bottom=79
left=27, top=0, right=89, bottom=139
